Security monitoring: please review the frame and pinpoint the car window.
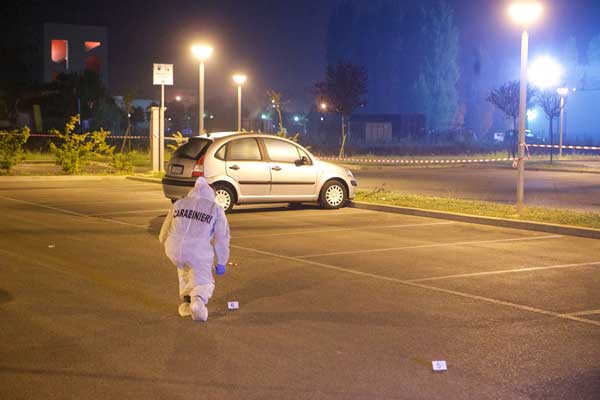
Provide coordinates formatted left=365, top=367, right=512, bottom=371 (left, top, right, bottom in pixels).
left=264, top=138, right=301, bottom=163
left=173, top=138, right=211, bottom=159
left=298, top=148, right=312, bottom=164
left=215, top=144, right=227, bottom=160
left=228, top=138, right=262, bottom=161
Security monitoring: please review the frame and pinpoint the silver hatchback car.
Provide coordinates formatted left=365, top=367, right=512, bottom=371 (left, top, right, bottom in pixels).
left=162, top=132, right=358, bottom=212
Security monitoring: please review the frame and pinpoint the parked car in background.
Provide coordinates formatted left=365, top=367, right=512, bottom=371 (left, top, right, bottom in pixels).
left=499, top=129, right=545, bottom=144
left=162, top=132, right=357, bottom=212
left=493, top=132, right=505, bottom=143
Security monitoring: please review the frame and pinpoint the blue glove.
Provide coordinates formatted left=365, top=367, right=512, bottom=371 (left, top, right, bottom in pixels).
left=215, top=264, right=226, bottom=276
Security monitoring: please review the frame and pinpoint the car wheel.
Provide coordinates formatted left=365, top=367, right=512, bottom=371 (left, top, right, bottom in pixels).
left=212, top=183, right=235, bottom=213
left=319, top=180, right=347, bottom=209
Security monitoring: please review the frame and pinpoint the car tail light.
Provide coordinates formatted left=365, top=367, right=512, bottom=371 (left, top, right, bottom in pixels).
left=192, top=155, right=205, bottom=177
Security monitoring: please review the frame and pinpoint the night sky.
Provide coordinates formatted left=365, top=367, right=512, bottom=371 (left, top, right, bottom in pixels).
left=6, top=0, right=600, bottom=111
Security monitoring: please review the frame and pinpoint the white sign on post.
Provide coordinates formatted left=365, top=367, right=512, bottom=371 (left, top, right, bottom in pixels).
left=432, top=361, right=448, bottom=371
left=152, top=63, right=172, bottom=172
left=153, top=63, right=173, bottom=86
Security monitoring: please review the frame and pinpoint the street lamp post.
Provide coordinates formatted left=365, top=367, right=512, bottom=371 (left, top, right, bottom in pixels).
left=232, top=74, right=247, bottom=132
left=508, top=2, right=543, bottom=211
left=557, top=87, right=569, bottom=159
left=191, top=44, right=213, bottom=135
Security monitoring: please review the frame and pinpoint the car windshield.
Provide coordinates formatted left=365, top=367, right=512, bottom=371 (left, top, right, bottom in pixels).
left=173, top=139, right=211, bottom=160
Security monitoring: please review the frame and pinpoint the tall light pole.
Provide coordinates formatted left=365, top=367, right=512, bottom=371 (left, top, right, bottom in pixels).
left=508, top=2, right=543, bottom=211
left=557, top=87, right=569, bottom=159
left=191, top=44, right=213, bottom=135
left=232, top=74, right=247, bottom=132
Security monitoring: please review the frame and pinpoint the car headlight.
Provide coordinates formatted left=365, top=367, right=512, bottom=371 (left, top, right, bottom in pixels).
left=345, top=169, right=354, bottom=179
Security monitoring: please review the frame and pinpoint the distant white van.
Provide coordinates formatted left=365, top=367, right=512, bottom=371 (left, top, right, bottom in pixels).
left=494, top=130, right=537, bottom=143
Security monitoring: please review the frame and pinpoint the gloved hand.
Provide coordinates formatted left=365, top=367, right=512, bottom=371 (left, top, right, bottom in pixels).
left=215, top=264, right=226, bottom=276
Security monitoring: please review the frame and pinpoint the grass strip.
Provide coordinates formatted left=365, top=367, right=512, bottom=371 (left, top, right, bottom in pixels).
left=355, top=189, right=600, bottom=230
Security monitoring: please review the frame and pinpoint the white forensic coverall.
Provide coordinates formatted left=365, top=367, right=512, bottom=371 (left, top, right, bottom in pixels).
left=159, top=177, right=230, bottom=320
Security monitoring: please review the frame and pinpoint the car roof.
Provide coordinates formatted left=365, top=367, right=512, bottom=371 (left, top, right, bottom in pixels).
left=190, top=132, right=299, bottom=142
left=194, top=131, right=238, bottom=139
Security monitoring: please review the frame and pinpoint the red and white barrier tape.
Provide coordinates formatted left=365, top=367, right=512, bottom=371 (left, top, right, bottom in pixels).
left=319, top=157, right=516, bottom=165
left=527, top=144, right=600, bottom=151
left=25, top=134, right=182, bottom=141
left=26, top=133, right=149, bottom=139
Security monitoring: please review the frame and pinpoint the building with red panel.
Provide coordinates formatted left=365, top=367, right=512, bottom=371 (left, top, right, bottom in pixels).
left=43, top=23, right=108, bottom=86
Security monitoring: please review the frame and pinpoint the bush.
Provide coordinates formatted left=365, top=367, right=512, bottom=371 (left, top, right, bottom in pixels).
left=49, top=115, right=114, bottom=174
left=111, top=152, right=135, bottom=174
left=0, top=127, right=30, bottom=172
left=167, top=131, right=186, bottom=152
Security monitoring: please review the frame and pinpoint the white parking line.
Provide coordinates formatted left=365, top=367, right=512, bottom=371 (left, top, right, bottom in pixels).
left=89, top=209, right=169, bottom=217
left=298, top=235, right=563, bottom=258
left=51, top=198, right=168, bottom=206
left=406, top=261, right=600, bottom=282
left=228, top=208, right=371, bottom=222
left=0, top=194, right=88, bottom=218
left=232, top=244, right=600, bottom=327
left=0, top=195, right=147, bottom=228
left=560, top=309, right=600, bottom=317
left=233, top=221, right=455, bottom=239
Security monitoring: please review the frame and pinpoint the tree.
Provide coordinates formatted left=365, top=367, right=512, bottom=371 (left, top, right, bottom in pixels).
left=536, top=90, right=561, bottom=164
left=561, top=36, right=584, bottom=90
left=584, top=34, right=600, bottom=89
left=315, top=63, right=368, bottom=158
left=412, top=0, right=460, bottom=131
left=487, top=81, right=535, bottom=157
left=267, top=90, right=284, bottom=133
left=464, top=46, right=495, bottom=138
left=130, top=106, right=145, bottom=135
left=93, top=97, right=123, bottom=133
left=165, top=100, right=186, bottom=133
left=587, top=34, right=600, bottom=64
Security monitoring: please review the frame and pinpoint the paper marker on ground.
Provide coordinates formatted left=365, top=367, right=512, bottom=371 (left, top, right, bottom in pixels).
left=48, top=244, right=55, bottom=248
left=227, top=301, right=239, bottom=310
left=432, top=361, right=447, bottom=371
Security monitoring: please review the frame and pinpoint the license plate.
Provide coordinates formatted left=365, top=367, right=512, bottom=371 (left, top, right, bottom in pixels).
left=171, top=165, right=183, bottom=174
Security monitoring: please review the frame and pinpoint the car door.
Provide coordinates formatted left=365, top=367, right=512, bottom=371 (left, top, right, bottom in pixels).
left=262, top=138, right=317, bottom=199
left=224, top=137, right=272, bottom=199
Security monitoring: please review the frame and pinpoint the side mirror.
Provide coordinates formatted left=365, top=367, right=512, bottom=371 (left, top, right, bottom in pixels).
left=295, top=156, right=308, bottom=166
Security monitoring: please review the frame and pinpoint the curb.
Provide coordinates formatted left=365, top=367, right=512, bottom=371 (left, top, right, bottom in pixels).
left=329, top=161, right=600, bottom=174
left=494, top=165, right=600, bottom=175
left=126, top=176, right=162, bottom=184
left=0, top=175, right=125, bottom=182
left=349, top=201, right=600, bottom=240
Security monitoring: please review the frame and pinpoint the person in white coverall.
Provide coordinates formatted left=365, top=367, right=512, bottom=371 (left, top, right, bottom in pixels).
left=159, top=177, right=230, bottom=321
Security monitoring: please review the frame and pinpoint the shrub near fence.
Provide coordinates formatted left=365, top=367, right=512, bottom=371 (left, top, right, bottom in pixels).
left=49, top=116, right=114, bottom=174
left=24, top=133, right=152, bottom=153
left=0, top=127, right=30, bottom=172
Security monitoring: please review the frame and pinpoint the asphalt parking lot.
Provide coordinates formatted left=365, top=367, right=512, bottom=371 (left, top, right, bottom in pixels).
left=1, top=177, right=599, bottom=399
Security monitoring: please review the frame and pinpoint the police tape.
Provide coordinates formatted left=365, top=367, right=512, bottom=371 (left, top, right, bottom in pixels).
left=527, top=144, right=600, bottom=151
left=26, top=134, right=181, bottom=140
left=318, top=156, right=517, bottom=165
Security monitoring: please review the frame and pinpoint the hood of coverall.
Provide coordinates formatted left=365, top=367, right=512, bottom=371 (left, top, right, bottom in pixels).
left=188, top=177, right=216, bottom=201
